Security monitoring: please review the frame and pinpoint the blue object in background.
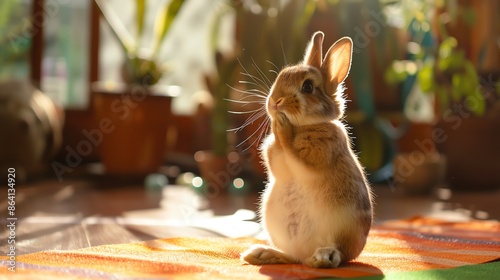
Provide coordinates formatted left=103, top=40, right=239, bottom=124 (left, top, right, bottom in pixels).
left=145, top=173, right=169, bottom=190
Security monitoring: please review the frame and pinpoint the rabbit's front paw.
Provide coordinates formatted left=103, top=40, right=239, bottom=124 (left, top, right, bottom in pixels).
left=276, top=112, right=290, bottom=126
left=305, top=247, right=342, bottom=268
left=274, top=113, right=293, bottom=144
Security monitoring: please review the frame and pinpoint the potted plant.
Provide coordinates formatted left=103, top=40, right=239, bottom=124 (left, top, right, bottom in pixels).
left=194, top=49, right=240, bottom=196
left=93, top=0, right=186, bottom=175
left=386, top=0, right=500, bottom=190
left=431, top=0, right=500, bottom=190
left=193, top=0, right=316, bottom=193
left=298, top=0, right=409, bottom=183
left=228, top=0, right=318, bottom=181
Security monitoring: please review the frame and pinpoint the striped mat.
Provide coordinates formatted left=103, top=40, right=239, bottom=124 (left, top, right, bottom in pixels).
left=1, top=216, right=499, bottom=279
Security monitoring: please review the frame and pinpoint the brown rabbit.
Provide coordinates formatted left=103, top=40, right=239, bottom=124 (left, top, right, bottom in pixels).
left=240, top=31, right=373, bottom=268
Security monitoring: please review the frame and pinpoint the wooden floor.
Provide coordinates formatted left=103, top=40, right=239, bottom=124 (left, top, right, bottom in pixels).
left=1, top=175, right=499, bottom=255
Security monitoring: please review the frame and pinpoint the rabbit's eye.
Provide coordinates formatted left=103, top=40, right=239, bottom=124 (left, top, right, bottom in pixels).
left=301, top=79, right=314, bottom=94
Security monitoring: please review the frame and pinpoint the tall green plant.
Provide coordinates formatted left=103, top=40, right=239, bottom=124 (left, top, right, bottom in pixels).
left=95, top=0, right=186, bottom=86
left=204, top=52, right=238, bottom=157
left=207, top=0, right=317, bottom=157
left=384, top=0, right=492, bottom=116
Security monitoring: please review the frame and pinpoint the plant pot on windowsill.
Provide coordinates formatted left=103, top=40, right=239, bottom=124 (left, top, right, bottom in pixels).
left=92, top=82, right=179, bottom=176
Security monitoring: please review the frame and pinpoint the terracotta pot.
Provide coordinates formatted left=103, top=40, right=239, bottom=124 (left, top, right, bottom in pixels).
left=396, top=122, right=437, bottom=154
left=194, top=150, right=241, bottom=197
left=93, top=83, right=178, bottom=175
left=393, top=153, right=446, bottom=194
left=435, top=115, right=500, bottom=190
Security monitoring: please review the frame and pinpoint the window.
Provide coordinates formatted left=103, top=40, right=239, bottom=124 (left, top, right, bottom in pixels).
left=0, top=0, right=32, bottom=80
left=98, top=0, right=231, bottom=114
left=41, top=0, right=90, bottom=108
left=14, top=0, right=232, bottom=114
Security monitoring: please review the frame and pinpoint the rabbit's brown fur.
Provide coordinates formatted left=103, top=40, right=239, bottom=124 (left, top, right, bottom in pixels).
left=241, top=31, right=373, bottom=268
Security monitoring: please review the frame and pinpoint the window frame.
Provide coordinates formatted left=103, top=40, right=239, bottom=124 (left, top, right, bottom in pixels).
left=30, top=0, right=100, bottom=110
left=30, top=0, right=102, bottom=161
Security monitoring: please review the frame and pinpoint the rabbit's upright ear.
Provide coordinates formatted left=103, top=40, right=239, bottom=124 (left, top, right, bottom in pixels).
left=321, top=37, right=353, bottom=90
left=303, top=31, right=324, bottom=69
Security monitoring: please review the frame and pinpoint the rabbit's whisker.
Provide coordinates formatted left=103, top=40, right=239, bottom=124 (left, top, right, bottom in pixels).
left=235, top=113, right=269, bottom=152
left=241, top=120, right=270, bottom=152
left=230, top=108, right=266, bottom=132
left=237, top=83, right=268, bottom=98
left=255, top=117, right=271, bottom=146
left=224, top=97, right=266, bottom=105
left=239, top=108, right=267, bottom=130
left=266, top=60, right=281, bottom=74
left=238, top=59, right=271, bottom=90
left=240, top=72, right=270, bottom=92
left=269, top=69, right=279, bottom=76
left=252, top=58, right=273, bottom=88
left=280, top=37, right=288, bottom=65
left=228, top=108, right=264, bottom=115
left=246, top=89, right=268, bottom=97
left=230, top=59, right=275, bottom=151
left=240, top=63, right=270, bottom=91
left=227, top=85, right=267, bottom=99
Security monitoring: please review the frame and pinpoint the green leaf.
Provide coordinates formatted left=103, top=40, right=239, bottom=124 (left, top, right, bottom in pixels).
left=448, top=51, right=465, bottom=70
left=0, top=0, right=15, bottom=31
left=385, top=67, right=400, bottom=85
left=95, top=0, right=136, bottom=56
left=468, top=90, right=486, bottom=116
left=439, top=37, right=457, bottom=59
left=385, top=61, right=409, bottom=85
left=462, top=7, right=476, bottom=27
left=438, top=56, right=451, bottom=71
left=435, top=0, right=446, bottom=9
left=418, top=64, right=434, bottom=93
left=136, top=0, right=146, bottom=41
left=152, top=0, right=186, bottom=58
left=296, top=0, right=317, bottom=29
left=451, top=74, right=463, bottom=102
left=435, top=85, right=449, bottom=112
left=209, top=3, right=233, bottom=54
left=464, top=60, right=478, bottom=78
left=465, top=62, right=479, bottom=90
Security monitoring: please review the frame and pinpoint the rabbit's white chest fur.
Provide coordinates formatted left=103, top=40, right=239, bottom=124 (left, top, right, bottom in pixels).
left=260, top=135, right=359, bottom=261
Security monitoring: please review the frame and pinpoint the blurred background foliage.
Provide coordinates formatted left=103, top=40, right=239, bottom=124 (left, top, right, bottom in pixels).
left=0, top=0, right=31, bottom=79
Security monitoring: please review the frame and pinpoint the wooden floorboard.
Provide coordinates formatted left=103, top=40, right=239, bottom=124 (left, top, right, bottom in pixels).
left=1, top=178, right=498, bottom=255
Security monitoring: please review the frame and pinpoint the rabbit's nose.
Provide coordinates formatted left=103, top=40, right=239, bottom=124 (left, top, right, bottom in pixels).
left=268, top=97, right=284, bottom=113
left=275, top=98, right=284, bottom=109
